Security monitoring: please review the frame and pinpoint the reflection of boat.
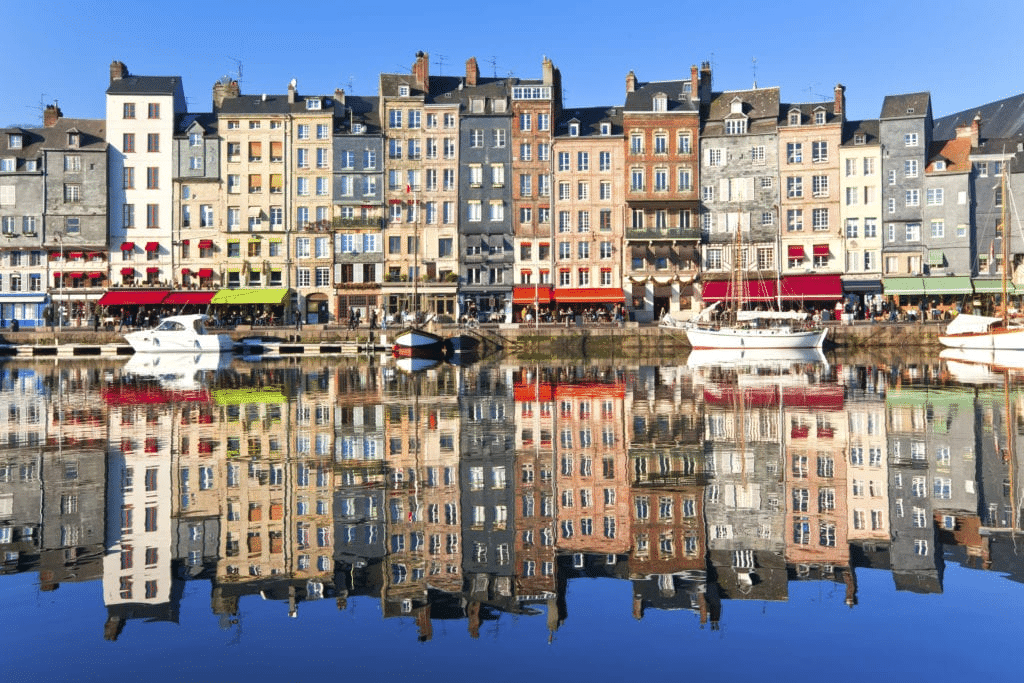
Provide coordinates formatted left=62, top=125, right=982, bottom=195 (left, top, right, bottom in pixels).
left=687, top=346, right=828, bottom=371
left=124, top=314, right=234, bottom=353
left=123, top=351, right=232, bottom=390
left=395, top=356, right=443, bottom=373
left=392, top=327, right=448, bottom=358
left=940, top=348, right=1024, bottom=383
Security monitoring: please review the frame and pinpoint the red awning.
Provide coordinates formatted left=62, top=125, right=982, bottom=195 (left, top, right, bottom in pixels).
left=98, top=289, right=170, bottom=306
left=197, top=268, right=214, bottom=278
left=551, top=287, right=625, bottom=303
left=88, top=272, right=103, bottom=278
left=181, top=268, right=191, bottom=275
left=67, top=272, right=84, bottom=279
left=513, top=285, right=552, bottom=304
left=813, top=244, right=830, bottom=257
left=787, top=245, right=805, bottom=258
left=120, top=267, right=135, bottom=276
left=146, top=267, right=160, bottom=273
left=181, top=239, right=189, bottom=245
left=164, top=291, right=216, bottom=305
left=197, top=240, right=214, bottom=248
left=120, top=242, right=134, bottom=251
left=700, top=280, right=778, bottom=302
left=780, top=275, right=843, bottom=301
left=53, top=272, right=61, bottom=278
left=145, top=242, right=160, bottom=252
left=88, top=252, right=104, bottom=259
left=67, top=251, right=83, bottom=259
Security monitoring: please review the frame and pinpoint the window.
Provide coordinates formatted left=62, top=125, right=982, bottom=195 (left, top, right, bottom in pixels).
left=904, top=133, right=919, bottom=147
left=147, top=133, right=159, bottom=153
left=926, top=188, right=944, bottom=205
left=630, top=133, right=644, bottom=154
left=906, top=223, right=921, bottom=241
left=123, top=103, right=136, bottom=119
left=63, top=184, right=81, bottom=202
left=725, top=118, right=746, bottom=135
left=787, top=176, right=803, bottom=198
left=812, top=175, right=829, bottom=197
left=812, top=208, right=829, bottom=231
left=930, top=219, right=944, bottom=238
left=904, top=159, right=918, bottom=178
left=519, top=113, right=532, bottom=131
left=146, top=167, right=158, bottom=189
left=787, top=209, right=803, bottom=232
left=905, top=189, right=920, bottom=207
left=147, top=103, right=160, bottom=119
left=787, top=143, right=803, bottom=164
left=811, top=140, right=828, bottom=162
left=706, top=148, right=722, bottom=166
left=631, top=169, right=645, bottom=191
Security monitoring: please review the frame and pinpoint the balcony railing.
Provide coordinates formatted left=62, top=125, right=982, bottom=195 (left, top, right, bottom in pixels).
left=331, top=217, right=382, bottom=229
left=626, top=226, right=701, bottom=240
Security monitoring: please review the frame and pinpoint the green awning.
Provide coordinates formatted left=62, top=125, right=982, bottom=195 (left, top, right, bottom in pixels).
left=923, top=276, right=972, bottom=295
left=211, top=288, right=289, bottom=305
left=928, top=249, right=945, bottom=266
left=883, top=277, right=925, bottom=295
left=212, top=388, right=287, bottom=405
left=972, top=279, right=1017, bottom=294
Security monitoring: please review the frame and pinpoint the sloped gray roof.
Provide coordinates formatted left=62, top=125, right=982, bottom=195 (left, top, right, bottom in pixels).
left=215, top=94, right=292, bottom=115
left=106, top=75, right=181, bottom=96
left=177, top=113, right=218, bottom=136
left=0, top=118, right=106, bottom=168
left=340, top=95, right=381, bottom=134
left=707, top=87, right=780, bottom=122
left=779, top=101, right=840, bottom=126
left=842, top=119, right=880, bottom=146
left=379, top=73, right=425, bottom=99
left=933, top=93, right=1024, bottom=141
left=624, top=80, right=698, bottom=113
left=880, top=92, right=931, bottom=120
left=554, top=106, right=623, bottom=138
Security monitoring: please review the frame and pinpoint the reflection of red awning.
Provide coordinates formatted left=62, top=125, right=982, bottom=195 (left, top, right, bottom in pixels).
left=164, top=291, right=216, bottom=305
left=787, top=245, right=805, bottom=258
left=120, top=267, right=135, bottom=276
left=704, top=384, right=779, bottom=407
left=514, top=383, right=555, bottom=402
left=145, top=242, right=160, bottom=252
left=780, top=275, right=842, bottom=301
left=120, top=242, right=134, bottom=251
left=103, top=386, right=209, bottom=405
left=551, top=287, right=625, bottom=303
left=513, top=285, right=552, bottom=304
left=198, top=239, right=214, bottom=248
left=701, top=280, right=777, bottom=302
left=782, top=385, right=844, bottom=411
left=197, top=268, right=214, bottom=278
left=813, top=244, right=830, bottom=257
left=98, top=289, right=169, bottom=306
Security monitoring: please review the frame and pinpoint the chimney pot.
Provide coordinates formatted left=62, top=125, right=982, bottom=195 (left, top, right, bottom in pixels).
left=626, top=70, right=636, bottom=94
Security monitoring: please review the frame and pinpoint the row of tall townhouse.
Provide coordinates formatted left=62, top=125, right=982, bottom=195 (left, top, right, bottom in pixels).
left=2, top=56, right=1024, bottom=328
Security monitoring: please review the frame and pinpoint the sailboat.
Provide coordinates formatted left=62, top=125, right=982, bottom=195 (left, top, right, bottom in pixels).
left=940, top=157, right=1024, bottom=350
left=392, top=185, right=449, bottom=359
left=684, top=224, right=827, bottom=350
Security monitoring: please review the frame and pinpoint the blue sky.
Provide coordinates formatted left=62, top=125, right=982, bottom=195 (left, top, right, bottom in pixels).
left=4, top=0, right=1022, bottom=127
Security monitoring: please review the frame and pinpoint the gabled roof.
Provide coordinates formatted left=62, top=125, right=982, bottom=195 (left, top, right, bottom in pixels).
left=426, top=76, right=464, bottom=104
left=0, top=118, right=106, bottom=160
left=624, top=80, right=698, bottom=114
left=379, top=73, right=425, bottom=99
left=338, top=95, right=381, bottom=134
left=933, top=93, right=1024, bottom=141
left=842, top=119, right=880, bottom=146
left=106, top=75, right=181, bottom=96
left=779, top=101, right=840, bottom=126
left=880, top=92, right=931, bottom=120
left=707, top=87, right=779, bottom=122
left=178, top=113, right=218, bottom=136
left=927, top=137, right=971, bottom=174
left=554, top=106, right=623, bottom=138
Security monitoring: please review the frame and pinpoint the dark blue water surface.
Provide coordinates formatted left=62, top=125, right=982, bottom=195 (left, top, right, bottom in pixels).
left=2, top=351, right=1023, bottom=681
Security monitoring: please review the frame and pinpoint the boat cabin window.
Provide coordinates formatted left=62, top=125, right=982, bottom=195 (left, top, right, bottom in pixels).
left=157, top=320, right=187, bottom=332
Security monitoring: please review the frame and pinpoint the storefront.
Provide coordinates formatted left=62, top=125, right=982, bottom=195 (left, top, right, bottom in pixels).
left=512, top=285, right=552, bottom=323
left=0, top=294, right=47, bottom=329
left=209, top=288, right=290, bottom=326
left=97, top=289, right=171, bottom=328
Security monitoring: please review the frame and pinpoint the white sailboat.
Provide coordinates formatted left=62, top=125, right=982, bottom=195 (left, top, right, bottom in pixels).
left=685, top=225, right=826, bottom=350
left=940, top=157, right=1024, bottom=349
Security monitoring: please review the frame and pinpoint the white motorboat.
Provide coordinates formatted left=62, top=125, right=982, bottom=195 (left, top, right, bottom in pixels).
left=124, top=314, right=234, bottom=353
left=938, top=313, right=1024, bottom=350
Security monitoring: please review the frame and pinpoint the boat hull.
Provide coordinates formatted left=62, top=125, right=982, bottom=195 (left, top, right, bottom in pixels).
left=684, top=325, right=827, bottom=350
left=939, top=327, right=1024, bottom=350
left=392, top=328, right=447, bottom=358
left=124, top=331, right=234, bottom=353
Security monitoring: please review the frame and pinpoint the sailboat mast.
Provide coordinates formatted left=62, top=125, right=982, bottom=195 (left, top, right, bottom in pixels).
left=1002, top=162, right=1009, bottom=328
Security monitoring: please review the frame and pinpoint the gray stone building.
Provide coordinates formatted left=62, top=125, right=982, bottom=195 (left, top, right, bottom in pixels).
left=0, top=105, right=107, bottom=327
left=457, top=61, right=513, bottom=320
left=698, top=87, right=782, bottom=309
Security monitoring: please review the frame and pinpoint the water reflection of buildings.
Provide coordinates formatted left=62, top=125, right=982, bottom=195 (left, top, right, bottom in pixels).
left=10, top=356, right=1024, bottom=639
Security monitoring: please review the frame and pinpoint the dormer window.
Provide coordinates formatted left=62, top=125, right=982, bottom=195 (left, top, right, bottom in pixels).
left=569, top=122, right=580, bottom=137
left=189, top=132, right=202, bottom=147
left=725, top=119, right=746, bottom=135
left=853, top=133, right=866, bottom=145
left=305, top=98, right=322, bottom=110
left=814, top=110, right=826, bottom=125
left=788, top=111, right=801, bottom=125
left=492, top=99, right=506, bottom=113
left=653, top=94, right=668, bottom=112
left=351, top=123, right=365, bottom=134
left=470, top=98, right=484, bottom=114
left=683, top=82, right=692, bottom=93
left=730, top=98, right=744, bottom=115
left=398, top=85, right=410, bottom=97
left=934, top=160, right=946, bottom=171
left=8, top=134, right=22, bottom=149
left=67, top=132, right=80, bottom=147
left=600, top=123, right=611, bottom=136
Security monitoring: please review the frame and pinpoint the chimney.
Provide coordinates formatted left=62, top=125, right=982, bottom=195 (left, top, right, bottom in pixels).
left=956, top=116, right=981, bottom=147
left=626, top=70, right=637, bottom=94
left=412, top=51, right=429, bottom=92
left=287, top=78, right=297, bottom=104
left=43, top=102, right=62, bottom=127
left=334, top=88, right=346, bottom=106
left=466, top=57, right=479, bottom=87
left=212, top=79, right=240, bottom=109
left=690, top=65, right=699, bottom=98
left=833, top=84, right=846, bottom=118
left=699, top=61, right=712, bottom=103
left=542, top=56, right=554, bottom=86
left=109, top=60, right=128, bottom=83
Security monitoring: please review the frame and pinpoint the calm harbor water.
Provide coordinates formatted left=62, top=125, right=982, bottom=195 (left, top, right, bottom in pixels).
left=2, top=349, right=1024, bottom=680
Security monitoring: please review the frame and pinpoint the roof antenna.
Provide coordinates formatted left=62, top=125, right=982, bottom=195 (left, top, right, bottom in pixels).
left=436, top=54, right=447, bottom=76
left=28, top=93, right=48, bottom=124
left=228, top=57, right=244, bottom=84
left=488, top=56, right=498, bottom=78
left=751, top=57, right=757, bottom=89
